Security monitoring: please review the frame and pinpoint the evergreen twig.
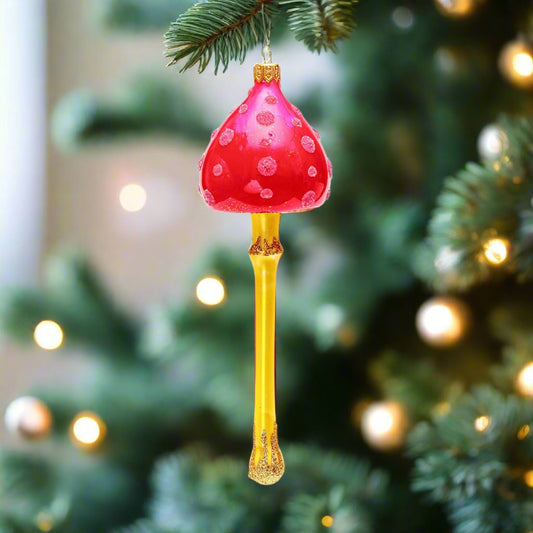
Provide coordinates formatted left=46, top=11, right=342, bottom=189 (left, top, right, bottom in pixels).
left=409, top=386, right=533, bottom=533
left=165, top=0, right=278, bottom=73
left=280, top=0, right=357, bottom=52
left=165, top=0, right=357, bottom=73
left=415, top=117, right=533, bottom=291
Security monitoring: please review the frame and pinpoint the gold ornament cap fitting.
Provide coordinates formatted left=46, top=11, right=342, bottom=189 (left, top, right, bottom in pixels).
left=254, top=63, right=281, bottom=83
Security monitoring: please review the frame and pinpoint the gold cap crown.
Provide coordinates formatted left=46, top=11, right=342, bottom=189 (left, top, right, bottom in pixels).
left=254, top=63, right=281, bottom=83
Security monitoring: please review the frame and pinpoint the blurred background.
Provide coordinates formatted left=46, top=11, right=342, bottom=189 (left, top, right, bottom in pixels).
left=1, top=1, right=533, bottom=532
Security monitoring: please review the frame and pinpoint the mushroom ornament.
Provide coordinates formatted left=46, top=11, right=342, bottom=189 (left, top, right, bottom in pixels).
left=199, top=62, right=332, bottom=485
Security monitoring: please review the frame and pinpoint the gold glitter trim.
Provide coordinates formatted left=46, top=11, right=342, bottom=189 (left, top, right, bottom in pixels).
left=249, top=236, right=284, bottom=256
left=254, top=63, right=281, bottom=83
left=248, top=424, right=285, bottom=485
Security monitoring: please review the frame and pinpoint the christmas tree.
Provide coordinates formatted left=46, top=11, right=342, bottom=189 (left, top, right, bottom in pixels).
left=2, top=0, right=533, bottom=532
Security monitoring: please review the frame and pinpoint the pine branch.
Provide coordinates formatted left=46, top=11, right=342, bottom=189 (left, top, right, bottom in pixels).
left=409, top=386, right=533, bottom=533
left=281, top=491, right=371, bottom=533
left=139, top=447, right=386, bottom=533
left=280, top=0, right=357, bottom=52
left=415, top=117, right=533, bottom=291
left=165, top=0, right=278, bottom=73
left=165, top=0, right=358, bottom=72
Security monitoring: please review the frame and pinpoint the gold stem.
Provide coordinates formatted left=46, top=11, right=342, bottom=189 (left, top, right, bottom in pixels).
left=248, top=213, right=285, bottom=485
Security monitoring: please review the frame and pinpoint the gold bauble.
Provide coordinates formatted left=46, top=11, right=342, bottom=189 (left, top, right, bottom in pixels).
left=4, top=396, right=52, bottom=439
left=477, top=124, right=507, bottom=161
left=499, top=39, right=533, bottom=89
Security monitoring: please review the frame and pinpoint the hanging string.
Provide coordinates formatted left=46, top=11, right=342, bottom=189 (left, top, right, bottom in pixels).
left=261, top=5, right=272, bottom=63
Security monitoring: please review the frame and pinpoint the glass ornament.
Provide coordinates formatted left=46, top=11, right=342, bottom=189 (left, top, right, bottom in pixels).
left=5, top=396, right=52, bottom=439
left=199, top=63, right=331, bottom=213
left=198, top=62, right=331, bottom=485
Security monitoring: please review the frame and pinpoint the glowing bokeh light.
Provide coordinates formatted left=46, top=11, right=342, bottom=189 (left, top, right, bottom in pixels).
left=196, top=277, right=225, bottom=306
left=517, top=424, right=530, bottom=440
left=474, top=415, right=491, bottom=432
left=34, top=320, right=64, bottom=350
left=361, top=401, right=408, bottom=451
left=416, top=297, right=468, bottom=347
left=513, top=52, right=533, bottom=77
left=119, top=183, right=147, bottom=212
left=483, top=238, right=510, bottom=265
left=517, top=362, right=533, bottom=397
left=71, top=412, right=106, bottom=447
left=321, top=515, right=334, bottom=528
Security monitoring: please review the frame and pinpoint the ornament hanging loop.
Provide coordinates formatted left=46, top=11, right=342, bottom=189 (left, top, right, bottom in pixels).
left=261, top=5, right=273, bottom=64
left=262, top=44, right=272, bottom=64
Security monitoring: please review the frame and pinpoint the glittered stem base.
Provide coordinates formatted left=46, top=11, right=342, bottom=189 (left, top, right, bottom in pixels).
left=248, top=213, right=285, bottom=485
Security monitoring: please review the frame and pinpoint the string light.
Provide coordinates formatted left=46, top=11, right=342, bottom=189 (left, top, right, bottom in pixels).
left=434, top=0, right=480, bottom=18
left=196, top=277, right=225, bottom=306
left=483, top=238, right=510, bottom=265
left=524, top=470, right=533, bottom=488
left=360, top=401, right=408, bottom=451
left=321, top=515, right=334, bottom=528
left=71, top=411, right=106, bottom=448
left=34, top=320, right=64, bottom=350
left=517, top=424, right=530, bottom=440
left=499, top=39, right=533, bottom=89
left=119, top=183, right=147, bottom=212
left=4, top=396, right=52, bottom=439
left=416, top=297, right=469, bottom=348
left=516, top=362, right=533, bottom=397
left=474, top=415, right=491, bottom=432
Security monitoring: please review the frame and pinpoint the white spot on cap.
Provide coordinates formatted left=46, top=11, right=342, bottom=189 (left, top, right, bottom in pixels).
left=301, top=136, right=316, bottom=153
left=256, top=111, right=275, bottom=126
left=244, top=180, right=262, bottom=194
left=302, top=190, right=316, bottom=208
left=219, top=128, right=234, bottom=146
left=203, top=189, right=215, bottom=206
left=257, top=156, right=277, bottom=177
